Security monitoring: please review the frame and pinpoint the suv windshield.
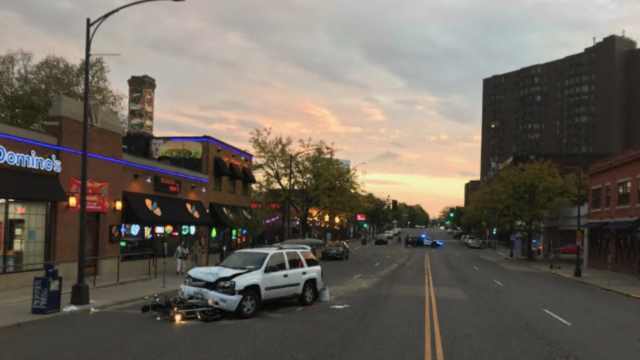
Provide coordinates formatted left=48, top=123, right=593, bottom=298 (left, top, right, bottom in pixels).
left=326, top=242, right=342, bottom=248
left=219, top=252, right=268, bottom=270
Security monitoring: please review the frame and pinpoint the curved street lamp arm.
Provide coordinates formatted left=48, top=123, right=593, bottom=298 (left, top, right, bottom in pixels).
left=89, top=0, right=175, bottom=44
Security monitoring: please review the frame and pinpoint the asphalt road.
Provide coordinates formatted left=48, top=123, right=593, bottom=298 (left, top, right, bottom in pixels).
left=2, top=228, right=640, bottom=360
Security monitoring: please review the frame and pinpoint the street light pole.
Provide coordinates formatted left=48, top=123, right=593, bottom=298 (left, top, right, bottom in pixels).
left=286, top=154, right=293, bottom=240
left=574, top=170, right=582, bottom=277
left=70, top=0, right=185, bottom=306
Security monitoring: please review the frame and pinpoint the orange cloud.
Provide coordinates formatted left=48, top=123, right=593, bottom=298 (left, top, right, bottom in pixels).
left=305, top=103, right=361, bottom=133
left=363, top=108, right=386, bottom=121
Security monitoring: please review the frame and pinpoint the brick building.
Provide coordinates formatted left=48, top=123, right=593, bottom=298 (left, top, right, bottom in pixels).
left=586, top=144, right=640, bottom=276
left=481, top=34, right=640, bottom=180
left=0, top=95, right=257, bottom=290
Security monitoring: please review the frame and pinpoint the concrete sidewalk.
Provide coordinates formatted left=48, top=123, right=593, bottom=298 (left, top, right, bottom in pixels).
left=484, top=250, right=640, bottom=300
left=0, top=273, right=184, bottom=329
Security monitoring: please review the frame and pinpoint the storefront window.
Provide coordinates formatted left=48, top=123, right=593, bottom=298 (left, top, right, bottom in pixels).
left=1, top=200, right=48, bottom=273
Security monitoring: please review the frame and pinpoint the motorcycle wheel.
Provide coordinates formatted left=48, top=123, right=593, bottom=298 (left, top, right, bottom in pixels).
left=197, top=308, right=223, bottom=322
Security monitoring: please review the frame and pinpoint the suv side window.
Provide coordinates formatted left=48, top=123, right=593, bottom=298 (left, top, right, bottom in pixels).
left=286, top=251, right=304, bottom=269
left=301, top=251, right=319, bottom=267
left=265, top=253, right=287, bottom=272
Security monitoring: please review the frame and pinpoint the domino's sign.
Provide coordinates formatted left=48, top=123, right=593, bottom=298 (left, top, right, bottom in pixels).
left=0, top=145, right=62, bottom=173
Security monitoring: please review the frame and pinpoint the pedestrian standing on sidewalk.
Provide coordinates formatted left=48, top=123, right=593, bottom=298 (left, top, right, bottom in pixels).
left=174, top=241, right=189, bottom=275
left=190, top=239, right=200, bottom=269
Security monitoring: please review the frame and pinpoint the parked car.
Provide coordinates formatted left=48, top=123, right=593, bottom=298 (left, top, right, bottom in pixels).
left=384, top=230, right=394, bottom=239
left=557, top=244, right=584, bottom=255
left=321, top=241, right=350, bottom=260
left=375, top=234, right=388, bottom=245
left=467, top=238, right=482, bottom=249
left=446, top=229, right=453, bottom=234
left=180, top=246, right=324, bottom=319
left=453, top=231, right=463, bottom=239
left=392, top=228, right=401, bottom=236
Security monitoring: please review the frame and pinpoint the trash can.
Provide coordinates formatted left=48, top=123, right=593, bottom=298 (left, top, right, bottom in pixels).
left=32, top=264, right=63, bottom=315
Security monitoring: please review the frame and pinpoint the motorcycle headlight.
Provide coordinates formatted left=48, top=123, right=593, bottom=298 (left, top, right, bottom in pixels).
left=215, top=280, right=236, bottom=294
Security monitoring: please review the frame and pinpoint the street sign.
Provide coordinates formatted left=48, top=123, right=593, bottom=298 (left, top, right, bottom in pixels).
left=576, top=230, right=582, bottom=239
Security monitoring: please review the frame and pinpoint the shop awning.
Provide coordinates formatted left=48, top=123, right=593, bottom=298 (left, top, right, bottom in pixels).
left=0, top=168, right=66, bottom=202
left=209, top=203, right=236, bottom=228
left=603, top=218, right=640, bottom=229
left=229, top=164, right=244, bottom=181
left=123, top=192, right=212, bottom=226
left=583, top=221, right=609, bottom=229
left=214, top=157, right=231, bottom=177
left=242, top=167, right=257, bottom=183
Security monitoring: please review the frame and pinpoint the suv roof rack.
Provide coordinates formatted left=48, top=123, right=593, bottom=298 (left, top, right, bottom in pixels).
left=277, top=244, right=312, bottom=251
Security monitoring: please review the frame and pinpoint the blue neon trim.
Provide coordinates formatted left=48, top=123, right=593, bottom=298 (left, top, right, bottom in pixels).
left=168, top=137, right=253, bottom=159
left=0, top=133, right=209, bottom=183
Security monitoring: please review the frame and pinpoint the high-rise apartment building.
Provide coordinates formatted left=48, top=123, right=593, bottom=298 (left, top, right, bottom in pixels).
left=480, top=35, right=640, bottom=179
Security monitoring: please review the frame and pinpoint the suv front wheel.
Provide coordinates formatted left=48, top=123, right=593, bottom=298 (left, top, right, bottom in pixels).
left=298, top=281, right=316, bottom=306
left=236, top=290, right=260, bottom=319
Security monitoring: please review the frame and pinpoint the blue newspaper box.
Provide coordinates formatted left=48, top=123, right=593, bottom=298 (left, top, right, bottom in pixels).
left=32, top=276, right=63, bottom=315
left=44, top=263, right=59, bottom=278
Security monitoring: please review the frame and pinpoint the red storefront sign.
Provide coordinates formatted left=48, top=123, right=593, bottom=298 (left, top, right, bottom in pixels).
left=69, top=177, right=109, bottom=212
left=251, top=202, right=281, bottom=210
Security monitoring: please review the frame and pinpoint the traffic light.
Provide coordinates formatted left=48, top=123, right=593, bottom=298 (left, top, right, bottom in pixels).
left=492, top=227, right=497, bottom=235
left=449, top=207, right=455, bottom=217
left=392, top=200, right=398, bottom=211
left=363, top=223, right=368, bottom=228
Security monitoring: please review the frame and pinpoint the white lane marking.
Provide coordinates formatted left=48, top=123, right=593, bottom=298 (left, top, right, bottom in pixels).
left=353, top=274, right=362, bottom=279
left=499, top=252, right=504, bottom=257
left=375, top=262, right=381, bottom=266
left=296, top=307, right=304, bottom=312
left=543, top=309, right=572, bottom=326
left=355, top=247, right=360, bottom=250
left=473, top=266, right=479, bottom=270
left=494, top=280, right=504, bottom=286
left=386, top=255, right=390, bottom=258
left=462, top=258, right=466, bottom=262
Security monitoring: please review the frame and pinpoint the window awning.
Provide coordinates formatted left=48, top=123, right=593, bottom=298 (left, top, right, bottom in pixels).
left=123, top=192, right=212, bottom=226
left=583, top=221, right=609, bottom=229
left=214, top=157, right=231, bottom=177
left=0, top=168, right=66, bottom=202
left=229, top=164, right=245, bottom=181
left=603, top=218, right=640, bottom=229
left=242, top=167, right=257, bottom=183
left=209, top=203, right=236, bottom=228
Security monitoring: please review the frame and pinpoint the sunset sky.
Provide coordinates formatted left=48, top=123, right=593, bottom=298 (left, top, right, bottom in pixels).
left=2, top=0, right=639, bottom=216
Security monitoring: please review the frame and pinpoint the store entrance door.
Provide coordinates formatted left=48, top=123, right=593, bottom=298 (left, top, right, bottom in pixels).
left=85, top=213, right=99, bottom=276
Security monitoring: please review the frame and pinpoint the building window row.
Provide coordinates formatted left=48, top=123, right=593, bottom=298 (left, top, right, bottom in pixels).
left=591, top=179, right=640, bottom=211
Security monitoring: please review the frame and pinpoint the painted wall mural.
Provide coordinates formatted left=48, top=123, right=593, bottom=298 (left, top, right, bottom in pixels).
left=150, top=139, right=203, bottom=159
left=127, top=76, right=156, bottom=135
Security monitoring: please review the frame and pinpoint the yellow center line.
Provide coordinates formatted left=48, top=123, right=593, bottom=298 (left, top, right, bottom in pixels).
left=427, top=253, right=445, bottom=360
left=424, top=253, right=432, bottom=360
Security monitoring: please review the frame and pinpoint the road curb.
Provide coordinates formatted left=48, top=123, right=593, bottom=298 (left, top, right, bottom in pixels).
left=544, top=269, right=640, bottom=301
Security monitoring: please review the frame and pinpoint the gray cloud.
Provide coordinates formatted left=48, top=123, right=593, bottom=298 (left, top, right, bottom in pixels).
left=369, top=151, right=401, bottom=163
left=3, top=0, right=640, bottom=215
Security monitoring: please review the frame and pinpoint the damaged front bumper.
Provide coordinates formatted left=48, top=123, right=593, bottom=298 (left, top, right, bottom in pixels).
left=180, top=285, right=243, bottom=313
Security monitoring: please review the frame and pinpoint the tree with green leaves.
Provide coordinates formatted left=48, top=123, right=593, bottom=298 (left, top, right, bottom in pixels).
left=0, top=49, right=125, bottom=131
left=465, top=160, right=581, bottom=260
left=249, top=127, right=361, bottom=238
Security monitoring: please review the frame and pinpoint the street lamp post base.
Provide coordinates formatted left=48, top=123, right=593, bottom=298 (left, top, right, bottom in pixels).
left=70, top=283, right=90, bottom=305
left=573, top=267, right=582, bottom=277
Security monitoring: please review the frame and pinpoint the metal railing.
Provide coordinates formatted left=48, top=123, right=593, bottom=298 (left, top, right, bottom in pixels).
left=1, top=252, right=157, bottom=288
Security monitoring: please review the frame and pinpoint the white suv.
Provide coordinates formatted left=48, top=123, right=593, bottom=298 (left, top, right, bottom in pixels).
left=180, top=246, right=324, bottom=319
